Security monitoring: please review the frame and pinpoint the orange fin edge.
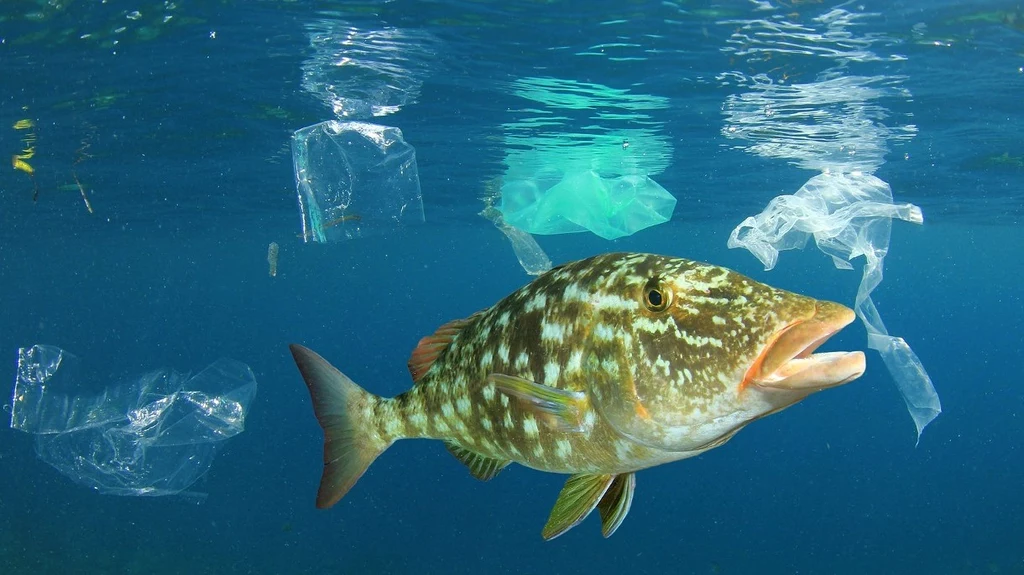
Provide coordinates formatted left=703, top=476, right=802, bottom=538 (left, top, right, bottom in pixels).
left=407, top=311, right=484, bottom=382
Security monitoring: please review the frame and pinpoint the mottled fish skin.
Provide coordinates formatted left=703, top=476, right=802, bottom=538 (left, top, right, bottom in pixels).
left=290, top=252, right=864, bottom=537
left=372, top=252, right=853, bottom=472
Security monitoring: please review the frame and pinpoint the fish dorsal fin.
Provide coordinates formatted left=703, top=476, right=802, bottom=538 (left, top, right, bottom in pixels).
left=407, top=312, right=482, bottom=382
left=541, top=474, right=615, bottom=541
left=597, top=472, right=635, bottom=538
left=444, top=441, right=510, bottom=481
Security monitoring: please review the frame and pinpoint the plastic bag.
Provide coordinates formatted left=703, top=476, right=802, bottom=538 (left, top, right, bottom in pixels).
left=720, top=6, right=938, bottom=441
left=293, top=121, right=425, bottom=243
left=497, top=77, right=676, bottom=240
left=728, top=172, right=922, bottom=271
left=10, top=345, right=257, bottom=497
left=500, top=171, right=676, bottom=240
left=728, top=172, right=940, bottom=440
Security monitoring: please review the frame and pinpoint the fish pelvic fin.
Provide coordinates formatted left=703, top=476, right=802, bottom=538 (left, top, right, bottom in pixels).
left=541, top=472, right=637, bottom=540
left=542, top=474, right=615, bottom=541
left=597, top=473, right=635, bottom=538
left=289, top=344, right=394, bottom=509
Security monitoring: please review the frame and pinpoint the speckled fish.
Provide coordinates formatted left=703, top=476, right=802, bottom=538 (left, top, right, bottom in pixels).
left=289, top=252, right=865, bottom=540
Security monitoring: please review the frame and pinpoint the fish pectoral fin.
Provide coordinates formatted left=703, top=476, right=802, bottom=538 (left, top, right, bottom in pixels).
left=542, top=474, right=616, bottom=541
left=488, top=374, right=589, bottom=432
left=444, top=441, right=510, bottom=481
left=597, top=472, right=635, bottom=538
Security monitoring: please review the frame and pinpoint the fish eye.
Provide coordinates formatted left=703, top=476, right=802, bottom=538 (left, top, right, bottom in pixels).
left=642, top=278, right=672, bottom=313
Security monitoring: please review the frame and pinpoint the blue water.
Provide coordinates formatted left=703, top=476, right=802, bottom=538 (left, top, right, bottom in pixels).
left=1, top=1, right=1022, bottom=573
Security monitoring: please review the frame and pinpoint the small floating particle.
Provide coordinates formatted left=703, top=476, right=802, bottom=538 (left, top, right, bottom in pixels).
left=267, top=242, right=279, bottom=277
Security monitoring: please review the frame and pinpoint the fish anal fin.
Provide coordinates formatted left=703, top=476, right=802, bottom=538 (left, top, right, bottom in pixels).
left=444, top=441, right=510, bottom=481
left=407, top=311, right=485, bottom=382
left=542, top=474, right=615, bottom=541
left=597, top=473, right=635, bottom=538
left=488, top=374, right=589, bottom=433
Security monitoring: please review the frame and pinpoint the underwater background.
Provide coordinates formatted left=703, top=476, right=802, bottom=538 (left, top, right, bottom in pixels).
left=1, top=1, right=1021, bottom=573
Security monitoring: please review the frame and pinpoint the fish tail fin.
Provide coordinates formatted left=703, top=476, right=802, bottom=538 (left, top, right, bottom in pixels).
left=289, top=343, right=394, bottom=509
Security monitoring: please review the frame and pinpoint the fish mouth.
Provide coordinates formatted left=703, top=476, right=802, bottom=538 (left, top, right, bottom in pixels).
left=743, top=301, right=866, bottom=393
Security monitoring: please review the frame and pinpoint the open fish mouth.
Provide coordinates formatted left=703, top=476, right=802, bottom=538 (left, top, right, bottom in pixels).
left=744, top=301, right=866, bottom=393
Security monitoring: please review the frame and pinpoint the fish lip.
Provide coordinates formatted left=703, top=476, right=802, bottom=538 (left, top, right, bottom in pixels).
left=748, top=301, right=866, bottom=392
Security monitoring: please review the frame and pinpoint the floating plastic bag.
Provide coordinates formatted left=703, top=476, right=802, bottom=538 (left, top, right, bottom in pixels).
left=293, top=120, right=425, bottom=243
left=500, top=171, right=676, bottom=241
left=728, top=172, right=940, bottom=440
left=497, top=77, right=676, bottom=241
left=10, top=345, right=257, bottom=497
left=728, top=172, right=923, bottom=271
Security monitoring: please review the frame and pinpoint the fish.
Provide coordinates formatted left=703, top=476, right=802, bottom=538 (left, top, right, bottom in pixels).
left=289, top=252, right=865, bottom=540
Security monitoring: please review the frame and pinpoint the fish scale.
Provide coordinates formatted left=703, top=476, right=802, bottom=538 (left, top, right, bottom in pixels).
left=290, top=252, right=865, bottom=539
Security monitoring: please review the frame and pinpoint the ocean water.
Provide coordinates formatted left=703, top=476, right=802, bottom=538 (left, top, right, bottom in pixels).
left=1, top=1, right=1022, bottom=574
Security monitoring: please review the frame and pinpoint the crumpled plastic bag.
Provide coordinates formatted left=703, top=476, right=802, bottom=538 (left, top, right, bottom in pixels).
left=497, top=76, right=676, bottom=241
left=729, top=172, right=923, bottom=270
left=500, top=170, right=677, bottom=241
left=10, top=345, right=257, bottom=497
left=729, top=171, right=940, bottom=440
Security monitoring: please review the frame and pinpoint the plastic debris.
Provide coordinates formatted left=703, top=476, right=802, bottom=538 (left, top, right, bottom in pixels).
left=721, top=7, right=938, bottom=440
left=861, top=301, right=941, bottom=442
left=295, top=20, right=432, bottom=243
left=728, top=172, right=940, bottom=439
left=480, top=205, right=552, bottom=276
left=497, top=77, right=676, bottom=240
left=292, top=120, right=425, bottom=243
left=267, top=241, right=279, bottom=277
left=500, top=171, right=677, bottom=241
left=728, top=172, right=922, bottom=271
left=10, top=345, right=257, bottom=497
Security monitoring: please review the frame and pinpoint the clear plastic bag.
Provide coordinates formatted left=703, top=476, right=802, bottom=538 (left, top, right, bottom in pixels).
left=10, top=345, right=257, bottom=496
left=729, top=172, right=940, bottom=440
left=292, top=121, right=425, bottom=243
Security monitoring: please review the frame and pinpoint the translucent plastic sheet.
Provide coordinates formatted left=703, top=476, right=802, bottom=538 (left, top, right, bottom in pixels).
left=500, top=171, right=677, bottom=241
left=861, top=298, right=942, bottom=442
left=728, top=172, right=940, bottom=440
left=10, top=345, right=257, bottom=497
left=728, top=172, right=923, bottom=271
left=293, top=120, right=425, bottom=243
left=480, top=205, right=552, bottom=276
left=497, top=77, right=676, bottom=240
